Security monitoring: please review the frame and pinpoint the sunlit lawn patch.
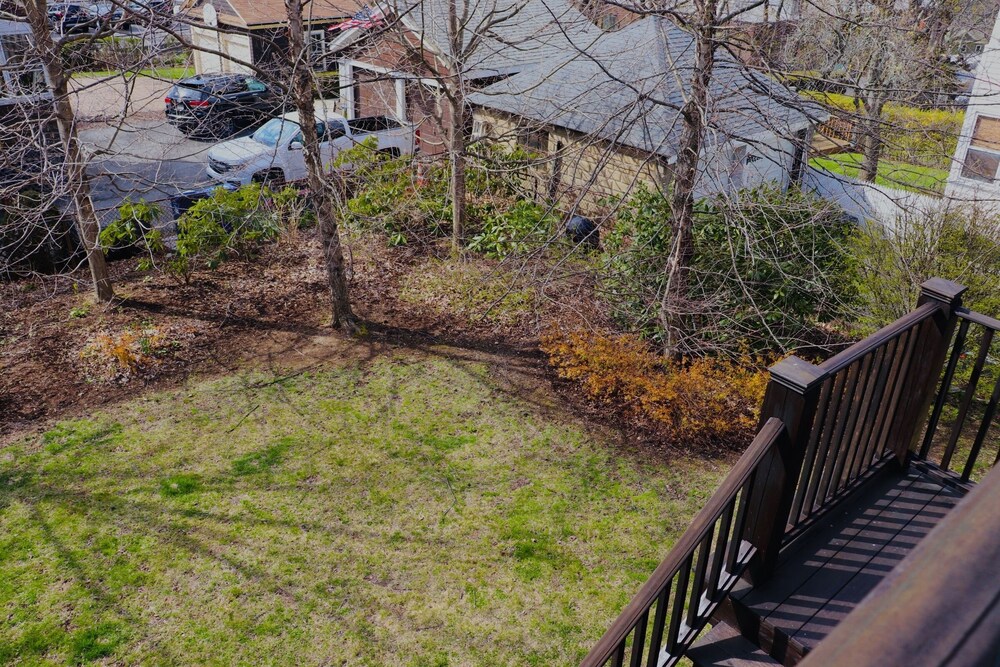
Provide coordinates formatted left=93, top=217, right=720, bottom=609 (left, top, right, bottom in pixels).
left=0, top=354, right=726, bottom=665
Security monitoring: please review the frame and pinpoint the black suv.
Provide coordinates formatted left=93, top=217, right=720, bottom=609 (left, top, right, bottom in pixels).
left=165, top=74, right=284, bottom=138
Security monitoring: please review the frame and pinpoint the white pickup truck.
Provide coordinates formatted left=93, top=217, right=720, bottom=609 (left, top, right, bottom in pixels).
left=205, top=111, right=416, bottom=187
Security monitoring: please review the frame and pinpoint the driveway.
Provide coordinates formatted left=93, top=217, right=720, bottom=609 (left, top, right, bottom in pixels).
left=79, top=118, right=216, bottom=221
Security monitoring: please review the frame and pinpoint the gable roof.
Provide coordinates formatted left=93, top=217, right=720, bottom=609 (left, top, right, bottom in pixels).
left=467, top=15, right=822, bottom=160
left=210, top=0, right=360, bottom=28
left=330, top=0, right=600, bottom=75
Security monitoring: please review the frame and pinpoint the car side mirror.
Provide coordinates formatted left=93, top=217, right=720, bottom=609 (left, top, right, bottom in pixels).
left=288, top=140, right=303, bottom=151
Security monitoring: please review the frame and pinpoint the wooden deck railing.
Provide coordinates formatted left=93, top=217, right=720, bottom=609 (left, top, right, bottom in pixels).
left=580, top=418, right=788, bottom=667
left=918, top=306, right=1000, bottom=488
left=583, top=278, right=1000, bottom=666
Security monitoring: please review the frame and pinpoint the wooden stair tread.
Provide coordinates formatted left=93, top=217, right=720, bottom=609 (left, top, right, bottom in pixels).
left=688, top=622, right=780, bottom=667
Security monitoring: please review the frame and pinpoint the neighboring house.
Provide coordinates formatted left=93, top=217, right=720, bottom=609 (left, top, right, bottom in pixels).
left=187, top=0, right=360, bottom=76
left=945, top=12, right=1000, bottom=204
left=331, top=0, right=820, bottom=208
left=0, top=19, right=58, bottom=184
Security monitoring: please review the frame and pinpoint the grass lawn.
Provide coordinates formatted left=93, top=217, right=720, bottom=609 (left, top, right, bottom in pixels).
left=810, top=152, right=949, bottom=194
left=72, top=66, right=194, bottom=81
left=0, top=352, right=725, bottom=665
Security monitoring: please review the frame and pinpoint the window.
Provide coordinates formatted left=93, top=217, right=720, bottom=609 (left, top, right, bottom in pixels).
left=307, top=30, right=331, bottom=71
left=600, top=13, right=618, bottom=30
left=962, top=115, right=1000, bottom=182
left=518, top=128, right=548, bottom=153
left=245, top=77, right=266, bottom=92
left=471, top=119, right=492, bottom=139
left=961, top=148, right=1000, bottom=182
left=0, top=33, right=46, bottom=99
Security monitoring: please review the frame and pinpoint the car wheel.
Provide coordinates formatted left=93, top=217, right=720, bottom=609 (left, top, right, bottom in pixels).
left=253, top=170, right=285, bottom=190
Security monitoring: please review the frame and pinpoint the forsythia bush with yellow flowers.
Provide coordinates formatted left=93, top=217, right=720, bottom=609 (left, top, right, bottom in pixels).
left=540, top=329, right=769, bottom=447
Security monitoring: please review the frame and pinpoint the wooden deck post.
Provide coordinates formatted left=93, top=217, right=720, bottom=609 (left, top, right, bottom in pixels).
left=743, top=356, right=825, bottom=584
left=885, top=278, right=966, bottom=465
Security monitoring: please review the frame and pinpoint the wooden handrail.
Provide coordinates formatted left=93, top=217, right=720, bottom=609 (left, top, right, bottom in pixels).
left=956, top=306, right=1000, bottom=332
left=580, top=418, right=788, bottom=667
left=818, top=302, right=941, bottom=376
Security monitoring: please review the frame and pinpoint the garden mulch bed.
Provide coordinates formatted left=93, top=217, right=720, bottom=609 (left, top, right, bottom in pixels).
left=1, top=232, right=615, bottom=444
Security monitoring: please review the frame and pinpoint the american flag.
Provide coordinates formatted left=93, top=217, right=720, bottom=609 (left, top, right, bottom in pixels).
left=329, top=5, right=383, bottom=30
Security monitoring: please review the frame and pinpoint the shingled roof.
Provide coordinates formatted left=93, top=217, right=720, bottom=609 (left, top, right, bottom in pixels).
left=467, top=14, right=820, bottom=160
left=209, top=0, right=360, bottom=28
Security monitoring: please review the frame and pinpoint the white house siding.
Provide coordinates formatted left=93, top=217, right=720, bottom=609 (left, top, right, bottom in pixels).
left=946, top=15, right=1000, bottom=205
left=191, top=26, right=252, bottom=75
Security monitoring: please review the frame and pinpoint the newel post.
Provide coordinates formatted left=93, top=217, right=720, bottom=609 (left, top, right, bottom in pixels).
left=885, top=278, right=967, bottom=465
left=743, top=356, right=826, bottom=584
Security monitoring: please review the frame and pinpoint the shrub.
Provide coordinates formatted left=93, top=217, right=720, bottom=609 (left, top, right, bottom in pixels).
left=80, top=322, right=170, bottom=382
left=601, top=184, right=854, bottom=353
left=849, top=205, right=1000, bottom=332
left=468, top=200, right=557, bottom=258
left=336, top=137, right=450, bottom=246
left=100, top=200, right=163, bottom=255
left=540, top=329, right=768, bottom=446
left=337, top=138, right=549, bottom=255
left=170, top=183, right=285, bottom=281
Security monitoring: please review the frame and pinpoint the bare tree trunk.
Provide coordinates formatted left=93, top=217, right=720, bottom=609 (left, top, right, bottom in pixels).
left=449, top=96, right=467, bottom=253
left=285, top=0, right=356, bottom=329
left=443, top=0, right=467, bottom=253
left=23, top=0, right=113, bottom=302
left=858, top=106, right=884, bottom=182
left=662, top=7, right=716, bottom=355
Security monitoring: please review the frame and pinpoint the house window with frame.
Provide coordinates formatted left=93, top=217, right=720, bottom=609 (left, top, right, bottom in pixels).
left=0, top=33, right=46, bottom=99
left=961, top=115, right=1000, bottom=182
left=307, top=30, right=332, bottom=71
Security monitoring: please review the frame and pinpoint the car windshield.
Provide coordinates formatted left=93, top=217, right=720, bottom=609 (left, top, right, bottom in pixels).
left=252, top=118, right=300, bottom=147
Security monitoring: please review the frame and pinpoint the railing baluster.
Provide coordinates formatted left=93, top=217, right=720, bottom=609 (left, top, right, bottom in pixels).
left=790, top=378, right=832, bottom=523
left=665, top=557, right=692, bottom=656
left=845, top=346, right=887, bottom=484
left=816, top=359, right=863, bottom=504
left=707, top=503, right=734, bottom=600
left=831, top=350, right=877, bottom=492
left=687, top=533, right=713, bottom=628
left=873, top=324, right=921, bottom=459
left=941, top=328, right=994, bottom=471
left=628, top=610, right=648, bottom=667
left=920, top=319, right=971, bottom=458
left=611, top=640, right=626, bottom=667
left=726, top=478, right=753, bottom=572
left=961, top=373, right=1000, bottom=482
left=853, top=340, right=896, bottom=479
left=801, top=374, right=844, bottom=518
left=644, top=587, right=669, bottom=667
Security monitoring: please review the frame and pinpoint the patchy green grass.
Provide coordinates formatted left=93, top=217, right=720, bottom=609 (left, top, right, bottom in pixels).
left=0, top=353, right=726, bottom=665
left=810, top=152, right=949, bottom=194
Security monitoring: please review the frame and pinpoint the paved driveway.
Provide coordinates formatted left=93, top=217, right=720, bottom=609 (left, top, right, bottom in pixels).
left=72, top=75, right=223, bottom=220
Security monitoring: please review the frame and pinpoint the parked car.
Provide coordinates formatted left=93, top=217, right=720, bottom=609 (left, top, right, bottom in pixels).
left=47, top=3, right=96, bottom=33
left=165, top=74, right=284, bottom=138
left=119, top=0, right=171, bottom=27
left=86, top=1, right=123, bottom=24
left=205, top=113, right=415, bottom=187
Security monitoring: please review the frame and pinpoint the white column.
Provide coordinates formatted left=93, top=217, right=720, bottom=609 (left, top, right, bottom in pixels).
left=339, top=61, right=354, bottom=120
left=394, top=77, right=406, bottom=121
